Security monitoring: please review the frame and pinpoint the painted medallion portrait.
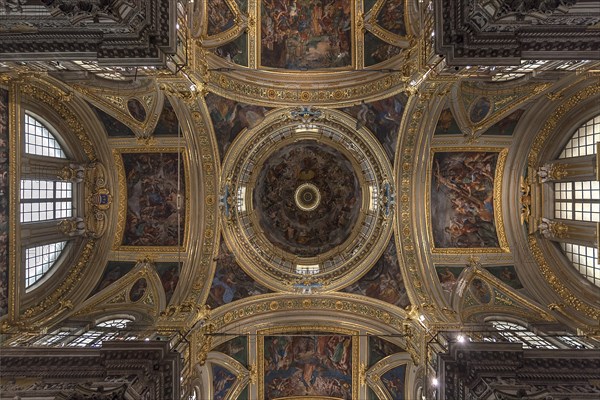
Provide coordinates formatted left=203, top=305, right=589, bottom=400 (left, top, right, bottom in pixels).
left=261, top=0, right=353, bottom=69
left=430, top=150, right=507, bottom=251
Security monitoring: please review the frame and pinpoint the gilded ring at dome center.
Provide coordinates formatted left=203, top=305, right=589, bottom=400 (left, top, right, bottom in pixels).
left=294, top=183, right=321, bottom=212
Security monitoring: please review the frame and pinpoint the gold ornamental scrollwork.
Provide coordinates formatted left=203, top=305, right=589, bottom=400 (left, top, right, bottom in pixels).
left=526, top=81, right=600, bottom=322
left=219, top=107, right=394, bottom=292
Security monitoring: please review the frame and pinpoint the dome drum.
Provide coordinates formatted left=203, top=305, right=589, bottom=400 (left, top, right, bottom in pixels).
left=220, top=108, right=394, bottom=291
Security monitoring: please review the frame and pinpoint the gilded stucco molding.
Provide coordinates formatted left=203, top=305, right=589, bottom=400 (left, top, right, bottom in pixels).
left=205, top=293, right=420, bottom=365
left=426, top=147, right=509, bottom=254
left=395, top=92, right=433, bottom=307
left=19, top=77, right=97, bottom=161
left=1, top=240, right=96, bottom=333
left=525, top=81, right=600, bottom=322
left=111, top=147, right=191, bottom=253
left=256, top=325, right=360, bottom=400
left=528, top=235, right=600, bottom=321
left=220, top=108, right=394, bottom=292
left=71, top=261, right=164, bottom=320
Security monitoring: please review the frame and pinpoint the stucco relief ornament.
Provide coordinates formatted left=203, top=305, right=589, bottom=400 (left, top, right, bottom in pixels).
left=538, top=218, right=569, bottom=239
left=537, top=163, right=568, bottom=182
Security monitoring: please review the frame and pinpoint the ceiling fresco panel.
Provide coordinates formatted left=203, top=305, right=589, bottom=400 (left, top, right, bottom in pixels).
left=262, top=333, right=354, bottom=399
left=368, top=335, right=404, bottom=367
left=213, top=336, right=249, bottom=367
left=434, top=105, right=461, bottom=135
left=481, top=108, right=525, bottom=136
left=154, top=262, right=181, bottom=305
left=212, top=364, right=237, bottom=400
left=207, top=0, right=237, bottom=36
left=214, top=32, right=249, bottom=67
left=429, top=150, right=508, bottom=252
left=381, top=364, right=406, bottom=400
left=375, top=0, right=407, bottom=36
left=89, top=261, right=136, bottom=298
left=153, top=97, right=180, bottom=136
left=260, top=0, right=353, bottom=69
left=120, top=152, right=186, bottom=247
left=364, top=31, right=403, bottom=67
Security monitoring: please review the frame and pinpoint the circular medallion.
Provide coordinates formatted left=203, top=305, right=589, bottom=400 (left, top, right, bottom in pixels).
left=254, top=141, right=361, bottom=257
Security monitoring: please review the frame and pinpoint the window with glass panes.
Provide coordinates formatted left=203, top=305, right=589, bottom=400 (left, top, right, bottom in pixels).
left=24, top=113, right=66, bottom=158
left=20, top=179, right=72, bottom=223
left=553, top=180, right=600, bottom=222
left=491, top=321, right=556, bottom=349
left=560, top=243, right=599, bottom=286
left=25, top=241, right=67, bottom=288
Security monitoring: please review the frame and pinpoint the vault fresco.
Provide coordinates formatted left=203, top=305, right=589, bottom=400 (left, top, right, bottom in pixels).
left=0, top=88, right=8, bottom=317
left=155, top=262, right=181, bottom=304
left=469, top=278, right=492, bottom=304
left=435, top=265, right=466, bottom=295
left=213, top=336, right=248, bottom=367
left=212, top=364, right=237, bottom=400
left=484, top=265, right=523, bottom=290
left=469, top=97, right=492, bottom=123
left=364, top=31, right=402, bottom=66
left=263, top=334, right=352, bottom=399
left=260, top=0, right=352, bottom=69
left=127, top=99, right=146, bottom=122
left=482, top=108, right=525, bottom=136
left=253, top=141, right=361, bottom=257
left=92, top=105, right=135, bottom=137
left=90, top=261, right=136, bottom=297
left=342, top=238, right=410, bottom=308
left=207, top=0, right=236, bottom=36
left=205, top=93, right=269, bottom=161
left=434, top=106, right=461, bottom=135
left=121, top=153, right=185, bottom=247
left=129, top=278, right=147, bottom=302
left=368, top=336, right=404, bottom=366
left=214, top=32, right=248, bottom=66
left=340, top=93, right=407, bottom=162
left=375, top=0, right=407, bottom=36
left=381, top=365, right=406, bottom=400
left=207, top=239, right=271, bottom=308
left=154, top=97, right=179, bottom=136
left=431, top=151, right=500, bottom=248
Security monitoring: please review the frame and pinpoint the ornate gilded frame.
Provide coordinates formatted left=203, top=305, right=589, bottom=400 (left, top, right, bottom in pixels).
left=257, top=325, right=360, bottom=400
left=426, top=147, right=509, bottom=254
left=112, top=147, right=190, bottom=252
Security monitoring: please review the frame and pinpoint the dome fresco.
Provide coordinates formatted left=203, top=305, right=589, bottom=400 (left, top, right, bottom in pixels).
left=253, top=141, right=361, bottom=257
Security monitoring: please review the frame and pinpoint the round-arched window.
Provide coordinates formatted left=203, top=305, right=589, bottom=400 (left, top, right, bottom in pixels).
left=20, top=112, right=75, bottom=290
left=551, top=114, right=600, bottom=287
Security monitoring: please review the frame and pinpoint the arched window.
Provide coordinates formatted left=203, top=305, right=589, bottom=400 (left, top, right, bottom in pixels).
left=549, top=114, right=600, bottom=287
left=20, top=112, right=75, bottom=290
left=489, top=321, right=557, bottom=349
left=24, top=241, right=67, bottom=288
left=65, top=318, right=134, bottom=347
left=24, top=113, right=66, bottom=158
